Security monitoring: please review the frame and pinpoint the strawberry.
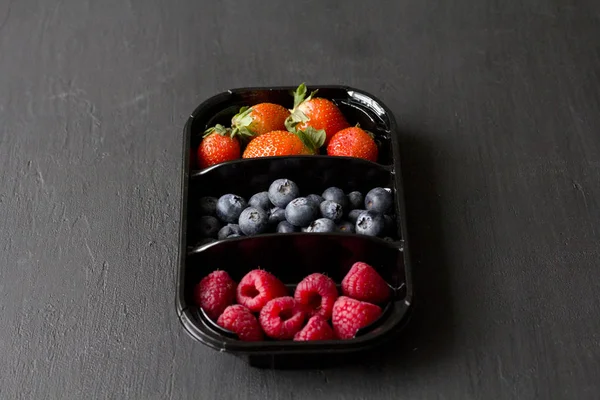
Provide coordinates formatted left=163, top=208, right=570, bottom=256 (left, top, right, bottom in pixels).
left=327, top=125, right=379, bottom=162
left=242, top=129, right=325, bottom=159
left=231, top=103, right=290, bottom=138
left=197, top=124, right=241, bottom=169
left=285, top=83, right=350, bottom=146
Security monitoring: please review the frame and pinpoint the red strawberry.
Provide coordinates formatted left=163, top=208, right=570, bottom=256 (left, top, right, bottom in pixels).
left=236, top=269, right=288, bottom=312
left=327, top=126, right=379, bottom=162
left=242, top=129, right=324, bottom=159
left=197, top=124, right=241, bottom=169
left=217, top=304, right=264, bottom=342
left=194, top=270, right=237, bottom=320
left=331, top=296, right=382, bottom=339
left=341, top=262, right=391, bottom=304
left=285, top=83, right=350, bottom=146
left=259, top=296, right=306, bottom=340
left=294, top=315, right=335, bottom=341
left=294, top=273, right=338, bottom=319
left=231, top=103, right=290, bottom=138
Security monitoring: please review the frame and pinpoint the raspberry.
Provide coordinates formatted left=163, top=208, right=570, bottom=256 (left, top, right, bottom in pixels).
left=341, top=262, right=391, bottom=304
left=236, top=269, right=288, bottom=312
left=294, top=315, right=335, bottom=341
left=259, top=296, right=306, bottom=340
left=194, top=270, right=237, bottom=320
left=331, top=296, right=382, bottom=339
left=294, top=273, right=338, bottom=319
left=217, top=305, right=264, bottom=342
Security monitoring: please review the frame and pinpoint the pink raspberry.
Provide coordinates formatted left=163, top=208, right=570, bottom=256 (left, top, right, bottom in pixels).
left=259, top=296, right=306, bottom=340
left=331, top=296, right=382, bottom=339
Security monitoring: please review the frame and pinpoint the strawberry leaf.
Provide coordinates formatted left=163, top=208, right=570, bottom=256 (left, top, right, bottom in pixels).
left=290, top=82, right=318, bottom=109
left=232, top=106, right=254, bottom=128
left=203, top=124, right=230, bottom=138
left=296, top=126, right=326, bottom=152
left=284, top=108, right=309, bottom=132
left=230, top=106, right=260, bottom=142
left=292, top=83, right=307, bottom=109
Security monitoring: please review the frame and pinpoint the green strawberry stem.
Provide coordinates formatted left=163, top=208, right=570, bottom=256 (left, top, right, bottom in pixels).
left=295, top=126, right=326, bottom=153
left=203, top=124, right=231, bottom=138
left=285, top=83, right=318, bottom=133
left=230, top=106, right=258, bottom=141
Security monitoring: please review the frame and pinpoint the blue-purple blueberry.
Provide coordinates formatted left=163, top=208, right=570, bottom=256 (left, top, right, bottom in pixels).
left=285, top=197, right=319, bottom=227
left=248, top=191, right=272, bottom=211
left=306, top=218, right=338, bottom=233
left=198, top=196, right=218, bottom=216
left=238, top=207, right=269, bottom=236
left=268, top=207, right=286, bottom=225
left=198, top=215, right=221, bottom=238
left=348, top=209, right=366, bottom=224
left=276, top=221, right=298, bottom=233
left=319, top=200, right=343, bottom=222
left=322, top=187, right=348, bottom=210
left=347, top=191, right=363, bottom=211
left=365, top=187, right=393, bottom=214
left=218, top=223, right=243, bottom=240
left=355, top=210, right=386, bottom=237
left=306, top=194, right=325, bottom=208
left=216, top=194, right=247, bottom=223
left=268, top=179, right=300, bottom=208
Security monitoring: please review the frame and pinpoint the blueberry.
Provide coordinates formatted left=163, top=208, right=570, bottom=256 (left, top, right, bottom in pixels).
left=348, top=209, right=366, bottom=224
left=248, top=191, right=272, bottom=211
left=276, top=221, right=298, bottom=233
left=268, top=207, right=286, bottom=225
left=217, top=223, right=243, bottom=240
left=355, top=210, right=386, bottom=237
left=338, top=220, right=355, bottom=233
left=285, top=197, right=319, bottom=227
left=238, top=207, right=269, bottom=236
left=268, top=179, right=300, bottom=208
left=307, top=218, right=338, bottom=233
left=322, top=187, right=348, bottom=209
left=306, top=194, right=325, bottom=208
left=365, top=187, right=393, bottom=214
left=216, top=194, right=247, bottom=223
left=198, top=196, right=218, bottom=216
left=197, top=216, right=221, bottom=238
left=319, top=200, right=343, bottom=222
left=347, top=191, right=363, bottom=211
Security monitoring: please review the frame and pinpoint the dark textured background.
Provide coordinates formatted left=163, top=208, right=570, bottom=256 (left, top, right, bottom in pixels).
left=1, top=0, right=600, bottom=399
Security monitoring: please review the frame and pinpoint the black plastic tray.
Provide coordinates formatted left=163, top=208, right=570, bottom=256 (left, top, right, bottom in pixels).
left=176, top=85, right=414, bottom=369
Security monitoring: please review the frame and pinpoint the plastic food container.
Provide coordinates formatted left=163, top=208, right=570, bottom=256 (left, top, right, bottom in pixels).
left=176, top=85, right=414, bottom=368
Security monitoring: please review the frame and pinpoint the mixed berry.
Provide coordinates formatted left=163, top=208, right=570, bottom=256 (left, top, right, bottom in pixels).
left=193, top=178, right=396, bottom=244
left=195, top=83, right=381, bottom=169
left=194, top=261, right=392, bottom=342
